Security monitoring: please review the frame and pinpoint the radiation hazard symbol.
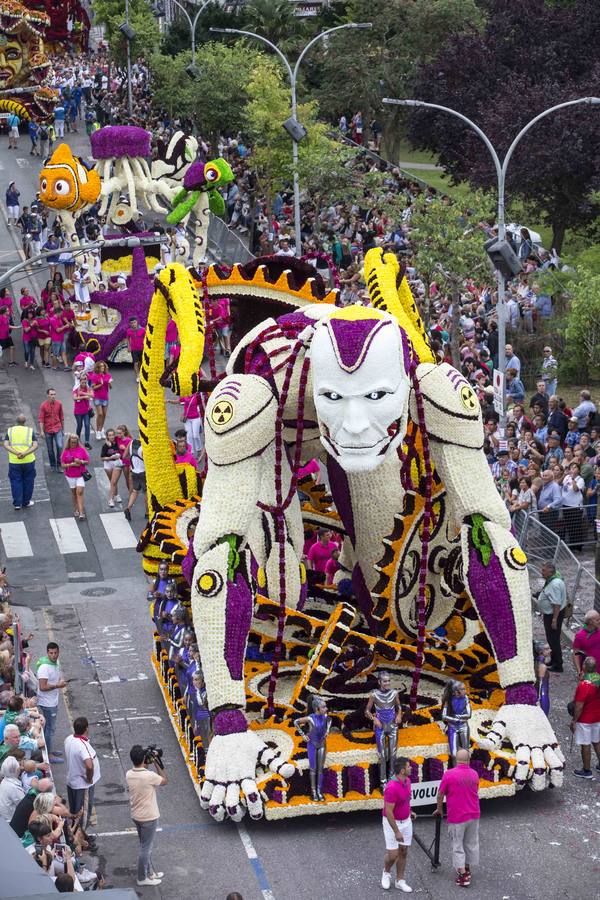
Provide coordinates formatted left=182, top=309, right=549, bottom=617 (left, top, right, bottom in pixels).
left=211, top=399, right=234, bottom=425
left=460, top=384, right=478, bottom=412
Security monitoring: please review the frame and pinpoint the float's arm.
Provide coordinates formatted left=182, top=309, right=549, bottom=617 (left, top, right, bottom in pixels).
left=415, top=362, right=564, bottom=789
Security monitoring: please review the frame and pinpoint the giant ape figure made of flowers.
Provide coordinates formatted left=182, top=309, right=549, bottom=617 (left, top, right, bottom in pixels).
left=139, top=249, right=563, bottom=822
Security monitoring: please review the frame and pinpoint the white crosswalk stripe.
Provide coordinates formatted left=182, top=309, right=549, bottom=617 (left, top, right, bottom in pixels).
left=49, top=517, right=87, bottom=554
left=99, top=512, right=138, bottom=549
left=0, top=521, right=33, bottom=558
left=15, top=158, right=30, bottom=168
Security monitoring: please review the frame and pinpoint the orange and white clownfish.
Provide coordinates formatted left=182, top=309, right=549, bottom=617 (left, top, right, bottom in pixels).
left=39, top=143, right=101, bottom=212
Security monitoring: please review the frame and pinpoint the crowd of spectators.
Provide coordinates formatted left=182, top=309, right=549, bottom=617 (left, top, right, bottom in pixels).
left=0, top=579, right=102, bottom=889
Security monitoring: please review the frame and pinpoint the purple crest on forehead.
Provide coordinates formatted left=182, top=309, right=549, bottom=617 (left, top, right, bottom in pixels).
left=326, top=317, right=391, bottom=373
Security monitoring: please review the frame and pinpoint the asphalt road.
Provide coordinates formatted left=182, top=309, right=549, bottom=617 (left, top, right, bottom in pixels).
left=0, top=131, right=598, bottom=900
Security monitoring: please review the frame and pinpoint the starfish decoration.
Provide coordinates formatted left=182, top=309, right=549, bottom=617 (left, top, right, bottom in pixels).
left=83, top=246, right=154, bottom=360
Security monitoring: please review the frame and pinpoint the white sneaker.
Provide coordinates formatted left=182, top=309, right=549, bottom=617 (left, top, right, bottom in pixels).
left=96, top=431, right=102, bottom=440
left=115, top=494, right=122, bottom=503
left=101, top=429, right=106, bottom=438
left=381, top=870, right=392, bottom=890
left=149, top=872, right=164, bottom=879
left=77, top=866, right=97, bottom=883
left=137, top=877, right=161, bottom=886
left=108, top=499, right=114, bottom=508
left=395, top=880, right=413, bottom=893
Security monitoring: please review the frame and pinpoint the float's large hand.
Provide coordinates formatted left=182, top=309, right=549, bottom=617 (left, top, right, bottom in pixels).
left=200, top=724, right=294, bottom=821
left=478, top=704, right=564, bottom=790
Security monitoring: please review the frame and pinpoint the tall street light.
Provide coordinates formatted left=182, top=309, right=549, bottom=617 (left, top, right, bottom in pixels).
left=383, top=96, right=600, bottom=436
left=119, top=0, right=135, bottom=116
left=153, top=0, right=212, bottom=78
left=211, top=23, right=372, bottom=256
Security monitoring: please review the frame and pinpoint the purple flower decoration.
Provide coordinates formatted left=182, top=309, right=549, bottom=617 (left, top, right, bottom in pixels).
left=91, top=126, right=151, bottom=160
left=183, top=161, right=206, bottom=190
left=82, top=246, right=154, bottom=360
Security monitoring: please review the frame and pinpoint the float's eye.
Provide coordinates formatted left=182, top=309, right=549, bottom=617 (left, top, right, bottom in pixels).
left=40, top=178, right=47, bottom=192
left=323, top=391, right=341, bottom=401
left=365, top=390, right=388, bottom=400
left=54, top=179, right=70, bottom=195
left=204, top=166, right=219, bottom=182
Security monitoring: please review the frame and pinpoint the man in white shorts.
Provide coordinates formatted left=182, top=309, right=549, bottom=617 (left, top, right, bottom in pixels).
left=381, top=756, right=415, bottom=892
left=571, top=656, right=600, bottom=778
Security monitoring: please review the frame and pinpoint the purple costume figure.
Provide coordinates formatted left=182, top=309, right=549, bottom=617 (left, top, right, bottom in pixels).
left=154, top=580, right=179, bottom=635
left=441, top=680, right=472, bottom=764
left=189, top=670, right=211, bottom=749
left=148, top=560, right=169, bottom=608
left=295, top=696, right=331, bottom=801
left=366, top=671, right=403, bottom=789
left=533, top=640, right=551, bottom=716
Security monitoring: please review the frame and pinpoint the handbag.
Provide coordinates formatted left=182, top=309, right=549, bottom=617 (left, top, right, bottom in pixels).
left=82, top=469, right=93, bottom=482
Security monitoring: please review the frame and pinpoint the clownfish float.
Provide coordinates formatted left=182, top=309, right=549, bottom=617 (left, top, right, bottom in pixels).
left=39, top=143, right=101, bottom=212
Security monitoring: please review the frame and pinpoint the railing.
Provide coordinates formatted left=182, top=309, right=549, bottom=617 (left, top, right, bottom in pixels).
left=513, top=507, right=600, bottom=630
left=205, top=214, right=255, bottom=266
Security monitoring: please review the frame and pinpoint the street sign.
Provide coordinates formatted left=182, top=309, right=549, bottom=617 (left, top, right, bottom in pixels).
left=411, top=779, right=442, bottom=807
left=493, top=369, right=504, bottom=415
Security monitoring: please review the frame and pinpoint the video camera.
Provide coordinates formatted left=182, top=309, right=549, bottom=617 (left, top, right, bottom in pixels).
left=143, top=744, right=164, bottom=769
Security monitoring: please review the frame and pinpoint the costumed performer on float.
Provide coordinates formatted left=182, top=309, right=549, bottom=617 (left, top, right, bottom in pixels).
left=441, top=679, right=472, bottom=765
left=366, top=671, right=403, bottom=788
left=294, top=695, right=331, bottom=802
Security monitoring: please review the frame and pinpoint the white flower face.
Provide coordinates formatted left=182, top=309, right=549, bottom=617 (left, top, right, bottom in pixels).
left=312, top=321, right=410, bottom=473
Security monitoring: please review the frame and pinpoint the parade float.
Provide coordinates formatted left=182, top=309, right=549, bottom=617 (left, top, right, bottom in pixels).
left=37, top=126, right=233, bottom=360
left=0, top=0, right=58, bottom=121
left=137, top=249, right=564, bottom=821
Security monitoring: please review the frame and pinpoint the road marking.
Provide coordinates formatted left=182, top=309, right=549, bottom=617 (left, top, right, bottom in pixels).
left=49, top=517, right=87, bottom=554
left=15, top=157, right=30, bottom=167
left=0, top=161, right=4, bottom=170
left=95, top=823, right=216, bottom=837
left=99, top=511, right=138, bottom=549
left=0, top=521, right=33, bottom=557
left=236, top=823, right=275, bottom=900
left=93, top=467, right=111, bottom=503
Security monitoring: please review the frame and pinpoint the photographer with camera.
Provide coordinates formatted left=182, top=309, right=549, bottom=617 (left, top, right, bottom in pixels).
left=125, top=744, right=167, bottom=887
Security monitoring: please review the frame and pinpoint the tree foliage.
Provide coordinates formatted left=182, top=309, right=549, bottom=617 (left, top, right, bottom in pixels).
left=92, top=0, right=161, bottom=65
left=407, top=0, right=600, bottom=252
left=565, top=269, right=600, bottom=377
left=149, top=42, right=263, bottom=138
left=160, top=2, right=249, bottom=58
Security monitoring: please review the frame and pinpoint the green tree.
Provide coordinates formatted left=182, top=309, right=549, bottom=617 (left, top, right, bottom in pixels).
left=312, top=0, right=485, bottom=162
left=408, top=192, right=494, bottom=361
left=92, top=0, right=161, bottom=64
left=565, top=269, right=600, bottom=379
left=149, top=42, right=263, bottom=144
left=244, top=0, right=309, bottom=51
left=160, top=2, right=250, bottom=57
left=244, top=60, right=360, bottom=235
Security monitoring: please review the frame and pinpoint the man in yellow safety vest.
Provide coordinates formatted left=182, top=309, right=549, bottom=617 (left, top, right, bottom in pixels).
left=3, top=414, right=38, bottom=510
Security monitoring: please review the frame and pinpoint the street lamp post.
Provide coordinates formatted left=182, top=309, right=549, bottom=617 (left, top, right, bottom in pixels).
left=125, top=0, right=133, bottom=116
left=160, top=0, right=212, bottom=70
left=210, top=23, right=372, bottom=256
left=383, top=96, right=600, bottom=437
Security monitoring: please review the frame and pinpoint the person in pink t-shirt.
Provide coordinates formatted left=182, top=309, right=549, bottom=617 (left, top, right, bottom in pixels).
left=72, top=374, right=93, bottom=447
left=126, top=317, right=145, bottom=381
left=60, top=434, right=90, bottom=519
left=174, top=433, right=199, bottom=471
left=88, top=361, right=112, bottom=440
left=19, top=288, right=36, bottom=313
left=167, top=393, right=203, bottom=456
left=165, top=318, right=180, bottom=363
left=306, top=530, right=338, bottom=576
left=381, top=757, right=415, bottom=892
left=324, top=548, right=340, bottom=585
left=573, top=610, right=600, bottom=674
left=21, top=307, right=38, bottom=369
left=435, top=748, right=480, bottom=888
left=0, top=304, right=20, bottom=366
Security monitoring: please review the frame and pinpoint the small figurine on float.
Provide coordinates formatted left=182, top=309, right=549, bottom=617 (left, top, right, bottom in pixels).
left=441, top=680, right=472, bottom=765
left=533, top=640, right=551, bottom=715
left=189, top=670, right=211, bottom=750
left=295, top=695, right=331, bottom=802
left=366, top=671, right=403, bottom=789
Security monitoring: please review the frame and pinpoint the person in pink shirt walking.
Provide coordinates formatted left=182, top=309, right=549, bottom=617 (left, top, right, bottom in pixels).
left=88, top=361, right=112, bottom=440
left=381, top=756, right=415, bottom=892
left=60, top=434, right=90, bottom=520
left=126, top=317, right=145, bottom=383
left=435, top=748, right=480, bottom=888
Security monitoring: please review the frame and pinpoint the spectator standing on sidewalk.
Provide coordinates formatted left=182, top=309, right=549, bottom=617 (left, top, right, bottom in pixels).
left=64, top=717, right=100, bottom=827
left=126, top=745, right=168, bottom=887
left=573, top=610, right=600, bottom=674
left=35, top=642, right=68, bottom=763
left=38, top=388, right=64, bottom=473
left=3, top=414, right=38, bottom=510
left=570, top=656, right=600, bottom=779
left=535, top=563, right=568, bottom=673
left=6, top=182, right=20, bottom=225
left=381, top=756, right=415, bottom=893
left=435, top=748, right=480, bottom=888
left=7, top=112, right=20, bottom=150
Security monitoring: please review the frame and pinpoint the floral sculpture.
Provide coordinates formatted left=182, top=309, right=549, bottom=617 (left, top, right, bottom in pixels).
left=0, top=0, right=56, bottom=121
left=38, top=142, right=101, bottom=258
left=166, top=157, right=234, bottom=267
left=140, top=250, right=564, bottom=821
